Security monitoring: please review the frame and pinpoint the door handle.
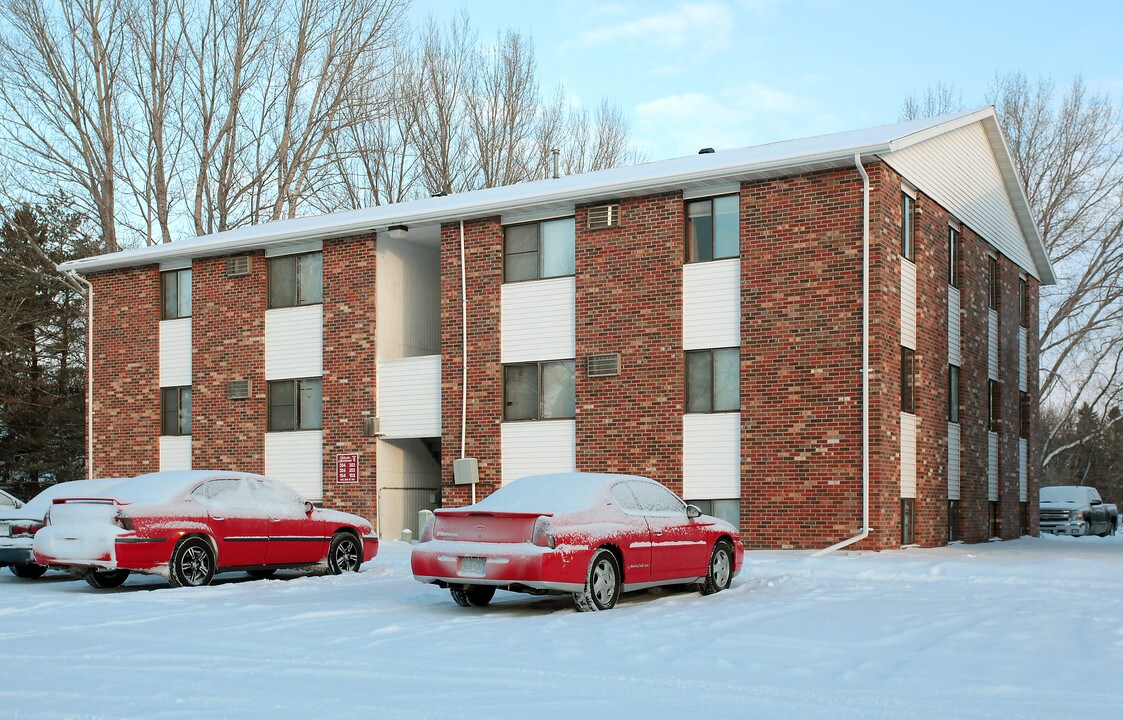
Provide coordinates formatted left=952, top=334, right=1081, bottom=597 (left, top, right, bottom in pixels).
left=212, top=516, right=226, bottom=521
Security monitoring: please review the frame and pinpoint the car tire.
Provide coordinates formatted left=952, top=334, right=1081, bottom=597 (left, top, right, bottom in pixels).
left=450, top=585, right=496, bottom=607
left=700, top=540, right=734, bottom=596
left=326, top=532, right=361, bottom=574
left=83, top=568, right=130, bottom=589
left=574, top=549, right=621, bottom=612
left=246, top=568, right=277, bottom=579
left=9, top=563, right=47, bottom=579
left=168, top=537, right=216, bottom=588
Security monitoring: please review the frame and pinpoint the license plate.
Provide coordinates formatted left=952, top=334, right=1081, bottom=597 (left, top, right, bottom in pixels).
left=459, top=556, right=486, bottom=577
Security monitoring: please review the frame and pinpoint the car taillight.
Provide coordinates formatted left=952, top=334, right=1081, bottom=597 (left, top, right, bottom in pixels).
left=418, top=514, right=435, bottom=543
left=113, top=512, right=134, bottom=531
left=532, top=517, right=556, bottom=549
left=9, top=522, right=43, bottom=537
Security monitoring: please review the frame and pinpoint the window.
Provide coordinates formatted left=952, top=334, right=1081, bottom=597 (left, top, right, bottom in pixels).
left=686, top=195, right=739, bottom=263
left=268, top=252, right=322, bottom=308
left=948, top=499, right=959, bottom=543
left=989, top=380, right=1001, bottom=432
left=627, top=481, right=687, bottom=516
left=988, top=255, right=1000, bottom=310
left=948, top=365, right=960, bottom=423
left=1019, top=392, right=1030, bottom=439
left=267, top=378, right=322, bottom=431
left=1020, top=278, right=1029, bottom=328
left=901, top=192, right=914, bottom=262
left=503, top=360, right=575, bottom=421
left=947, top=226, right=959, bottom=288
left=901, top=347, right=916, bottom=414
left=161, top=268, right=192, bottom=320
left=161, top=386, right=192, bottom=436
left=686, top=499, right=741, bottom=529
left=901, top=498, right=915, bottom=545
left=685, top=348, right=740, bottom=413
left=503, top=217, right=575, bottom=282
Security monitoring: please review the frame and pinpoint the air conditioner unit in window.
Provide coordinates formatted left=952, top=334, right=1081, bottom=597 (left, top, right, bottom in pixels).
left=586, top=353, right=621, bottom=378
left=226, top=379, right=251, bottom=400
left=586, top=204, right=620, bottom=229
left=226, top=256, right=251, bottom=277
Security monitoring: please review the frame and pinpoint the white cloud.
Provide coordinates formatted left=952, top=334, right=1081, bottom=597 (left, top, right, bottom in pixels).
left=579, top=2, right=734, bottom=51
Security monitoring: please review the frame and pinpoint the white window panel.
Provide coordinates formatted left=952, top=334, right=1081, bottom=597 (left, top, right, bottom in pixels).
left=159, top=318, right=192, bottom=387
left=501, top=420, right=575, bottom=485
left=1019, top=438, right=1028, bottom=503
left=901, top=259, right=917, bottom=350
left=683, top=412, right=740, bottom=499
left=1018, top=327, right=1028, bottom=393
left=683, top=259, right=740, bottom=350
left=988, top=309, right=999, bottom=380
left=159, top=435, right=191, bottom=472
left=501, top=277, right=575, bottom=363
left=901, top=412, right=916, bottom=499
left=377, top=355, right=441, bottom=438
left=266, top=305, right=322, bottom=380
left=947, top=287, right=961, bottom=366
left=265, top=431, right=323, bottom=501
left=948, top=422, right=960, bottom=501
left=988, top=431, right=999, bottom=501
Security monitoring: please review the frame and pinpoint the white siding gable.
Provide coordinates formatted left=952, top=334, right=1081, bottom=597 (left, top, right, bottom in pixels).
left=159, top=435, right=191, bottom=472
left=883, top=121, right=1039, bottom=280
left=948, top=422, right=960, bottom=501
left=948, top=287, right=961, bottom=366
left=159, top=319, right=192, bottom=387
left=900, top=412, right=916, bottom=499
left=377, top=355, right=441, bottom=438
left=501, top=277, right=575, bottom=363
left=265, top=431, right=323, bottom=500
left=265, top=305, right=322, bottom=380
left=683, top=259, right=740, bottom=350
left=501, top=420, right=576, bottom=485
left=682, top=413, right=741, bottom=499
left=901, top=259, right=916, bottom=350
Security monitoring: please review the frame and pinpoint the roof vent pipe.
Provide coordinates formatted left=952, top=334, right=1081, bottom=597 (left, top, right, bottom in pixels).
left=551, top=148, right=560, bottom=179
left=698, top=147, right=715, bottom=154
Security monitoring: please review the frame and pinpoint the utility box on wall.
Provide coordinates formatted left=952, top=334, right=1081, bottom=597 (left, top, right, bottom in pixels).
left=453, top=457, right=479, bottom=485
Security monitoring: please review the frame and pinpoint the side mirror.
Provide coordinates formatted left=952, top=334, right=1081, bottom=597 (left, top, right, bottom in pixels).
left=304, top=500, right=315, bottom=515
left=686, top=504, right=702, bottom=519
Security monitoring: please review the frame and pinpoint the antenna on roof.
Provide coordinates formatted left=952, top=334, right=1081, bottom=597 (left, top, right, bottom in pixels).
left=551, top=148, right=560, bottom=179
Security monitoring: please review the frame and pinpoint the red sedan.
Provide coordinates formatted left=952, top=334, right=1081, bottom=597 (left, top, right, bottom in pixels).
left=33, top=471, right=378, bottom=588
left=412, top=472, right=743, bottom=611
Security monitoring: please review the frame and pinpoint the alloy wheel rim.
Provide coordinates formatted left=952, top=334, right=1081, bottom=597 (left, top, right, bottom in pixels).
left=182, top=546, right=210, bottom=585
left=713, top=549, right=731, bottom=587
left=335, top=540, right=359, bottom=571
left=592, top=559, right=616, bottom=605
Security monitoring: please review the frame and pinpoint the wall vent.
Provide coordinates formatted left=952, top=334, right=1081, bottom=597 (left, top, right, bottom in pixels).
left=226, top=256, right=251, bottom=277
left=586, top=353, right=620, bottom=378
left=226, top=379, right=251, bottom=400
left=586, top=204, right=620, bottom=229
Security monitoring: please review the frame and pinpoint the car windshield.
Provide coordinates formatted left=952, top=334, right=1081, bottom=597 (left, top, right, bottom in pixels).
left=1040, top=487, right=1090, bottom=504
left=471, top=473, right=619, bottom=515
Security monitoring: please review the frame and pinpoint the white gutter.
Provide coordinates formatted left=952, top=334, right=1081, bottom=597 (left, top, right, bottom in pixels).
left=813, top=153, right=871, bottom=556
left=67, top=271, right=95, bottom=479
left=459, top=220, right=475, bottom=505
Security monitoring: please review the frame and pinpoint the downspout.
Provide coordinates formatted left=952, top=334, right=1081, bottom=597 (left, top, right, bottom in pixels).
left=67, top=270, right=95, bottom=480
left=812, top=153, right=870, bottom=556
left=459, top=220, right=475, bottom=504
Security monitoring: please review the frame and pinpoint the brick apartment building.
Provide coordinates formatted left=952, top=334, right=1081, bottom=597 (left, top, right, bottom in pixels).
left=60, top=107, right=1054, bottom=551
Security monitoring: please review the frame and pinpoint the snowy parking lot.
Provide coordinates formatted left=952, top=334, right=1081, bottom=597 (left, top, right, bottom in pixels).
left=2, top=534, right=1119, bottom=720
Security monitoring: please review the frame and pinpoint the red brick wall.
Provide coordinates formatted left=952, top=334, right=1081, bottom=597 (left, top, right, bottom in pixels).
left=321, top=234, right=378, bottom=521
left=89, top=266, right=160, bottom=478
left=741, top=167, right=870, bottom=549
left=575, top=194, right=683, bottom=489
left=439, top=218, right=504, bottom=507
left=190, top=252, right=266, bottom=472
left=1026, top=278, right=1040, bottom=536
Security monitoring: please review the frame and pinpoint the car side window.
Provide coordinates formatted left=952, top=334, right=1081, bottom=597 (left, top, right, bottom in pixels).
left=249, top=479, right=305, bottom=516
left=610, top=482, right=644, bottom=515
left=628, top=481, right=688, bottom=517
left=196, top=479, right=254, bottom=510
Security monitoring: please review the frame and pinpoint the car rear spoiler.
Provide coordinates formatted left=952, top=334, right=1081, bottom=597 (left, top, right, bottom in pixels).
left=51, top=498, right=129, bottom=505
left=432, top=509, right=553, bottom=519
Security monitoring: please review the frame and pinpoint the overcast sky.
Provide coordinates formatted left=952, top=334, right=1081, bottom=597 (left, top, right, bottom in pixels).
left=409, top=0, right=1123, bottom=160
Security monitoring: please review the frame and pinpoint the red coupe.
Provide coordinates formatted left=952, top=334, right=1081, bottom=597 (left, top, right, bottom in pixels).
left=411, top=472, right=743, bottom=611
left=33, top=471, right=378, bottom=588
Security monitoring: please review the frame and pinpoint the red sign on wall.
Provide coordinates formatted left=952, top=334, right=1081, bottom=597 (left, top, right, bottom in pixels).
left=336, top=454, right=359, bottom=484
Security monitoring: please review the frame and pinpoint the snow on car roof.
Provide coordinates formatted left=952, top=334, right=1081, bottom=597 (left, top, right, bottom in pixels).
left=5, top=478, right=131, bottom=520
left=59, top=471, right=269, bottom=505
left=470, top=472, right=658, bottom=515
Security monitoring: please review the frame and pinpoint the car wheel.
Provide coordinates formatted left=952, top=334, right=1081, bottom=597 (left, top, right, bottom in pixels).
left=700, top=540, right=734, bottom=596
left=574, top=549, right=621, bottom=612
left=246, top=568, right=277, bottom=579
left=9, top=563, right=47, bottom=579
left=168, top=537, right=216, bottom=588
left=327, top=532, right=361, bottom=574
left=450, top=585, right=496, bottom=607
left=83, top=568, right=130, bottom=589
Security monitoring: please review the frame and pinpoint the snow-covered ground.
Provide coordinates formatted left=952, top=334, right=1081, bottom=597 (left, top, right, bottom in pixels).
left=2, top=534, right=1119, bottom=719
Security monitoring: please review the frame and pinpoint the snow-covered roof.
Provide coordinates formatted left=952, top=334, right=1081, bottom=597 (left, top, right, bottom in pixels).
left=58, top=107, right=1054, bottom=283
